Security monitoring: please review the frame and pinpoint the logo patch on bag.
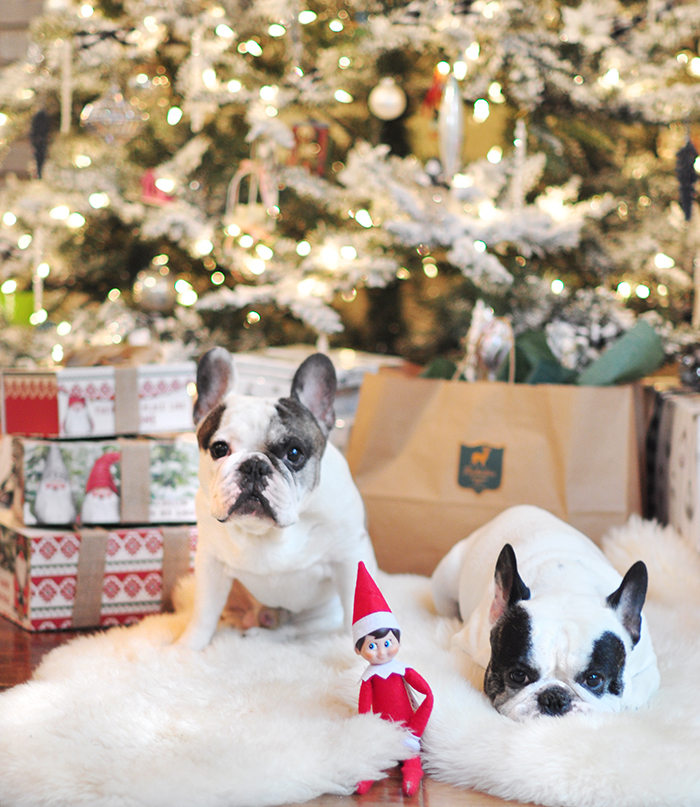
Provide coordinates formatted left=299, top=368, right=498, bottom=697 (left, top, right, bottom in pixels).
left=458, top=445, right=503, bottom=493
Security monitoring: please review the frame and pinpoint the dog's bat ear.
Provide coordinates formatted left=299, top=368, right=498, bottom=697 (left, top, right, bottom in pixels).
left=607, top=560, right=647, bottom=646
left=489, top=543, right=531, bottom=625
left=193, top=347, right=236, bottom=426
left=290, top=354, right=337, bottom=436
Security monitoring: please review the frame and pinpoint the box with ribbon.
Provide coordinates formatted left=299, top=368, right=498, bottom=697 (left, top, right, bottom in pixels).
left=647, top=387, right=700, bottom=552
left=0, top=362, right=196, bottom=438
left=0, top=434, right=199, bottom=527
left=0, top=512, right=196, bottom=631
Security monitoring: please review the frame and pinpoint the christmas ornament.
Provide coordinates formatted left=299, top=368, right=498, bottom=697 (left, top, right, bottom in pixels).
left=80, top=85, right=140, bottom=144
left=30, top=109, right=51, bottom=179
left=224, top=159, right=279, bottom=239
left=476, top=317, right=515, bottom=380
left=438, top=74, right=464, bottom=179
left=368, top=78, right=407, bottom=121
left=459, top=300, right=514, bottom=381
left=132, top=268, right=177, bottom=313
left=676, top=136, right=698, bottom=222
left=141, top=169, right=175, bottom=206
left=422, top=66, right=447, bottom=115
left=289, top=121, right=329, bottom=176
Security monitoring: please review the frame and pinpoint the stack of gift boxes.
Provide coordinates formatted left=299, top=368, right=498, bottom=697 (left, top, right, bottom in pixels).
left=0, top=362, right=199, bottom=631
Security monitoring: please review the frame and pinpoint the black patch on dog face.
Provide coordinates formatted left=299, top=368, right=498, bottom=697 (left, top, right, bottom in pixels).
left=197, top=404, right=225, bottom=451
left=484, top=605, right=540, bottom=705
left=576, top=631, right=626, bottom=698
left=259, top=398, right=327, bottom=482
left=274, top=398, right=326, bottom=451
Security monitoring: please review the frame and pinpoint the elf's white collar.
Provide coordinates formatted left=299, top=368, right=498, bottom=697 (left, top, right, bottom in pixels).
left=361, top=658, right=408, bottom=682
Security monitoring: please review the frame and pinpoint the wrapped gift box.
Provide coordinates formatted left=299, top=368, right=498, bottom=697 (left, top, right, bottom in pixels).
left=648, top=389, right=700, bottom=551
left=0, top=435, right=199, bottom=527
left=0, top=362, right=196, bottom=438
left=234, top=346, right=404, bottom=450
left=0, top=513, right=196, bottom=631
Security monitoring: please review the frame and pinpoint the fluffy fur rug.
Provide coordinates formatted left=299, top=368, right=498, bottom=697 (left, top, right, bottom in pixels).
left=2, top=517, right=700, bottom=807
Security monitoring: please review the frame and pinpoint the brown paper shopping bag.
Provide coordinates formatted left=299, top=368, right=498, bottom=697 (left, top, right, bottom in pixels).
left=346, top=372, right=643, bottom=575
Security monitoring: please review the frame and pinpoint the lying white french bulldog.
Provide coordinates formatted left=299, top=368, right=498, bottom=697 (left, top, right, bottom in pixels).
left=431, top=505, right=660, bottom=720
left=178, top=347, right=377, bottom=651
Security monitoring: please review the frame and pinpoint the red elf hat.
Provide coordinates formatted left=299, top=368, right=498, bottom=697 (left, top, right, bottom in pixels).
left=352, top=561, right=400, bottom=645
left=85, top=452, right=121, bottom=494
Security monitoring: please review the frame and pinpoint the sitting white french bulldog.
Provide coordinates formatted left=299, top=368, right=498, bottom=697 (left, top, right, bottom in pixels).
left=178, top=347, right=377, bottom=651
left=431, top=505, right=660, bottom=720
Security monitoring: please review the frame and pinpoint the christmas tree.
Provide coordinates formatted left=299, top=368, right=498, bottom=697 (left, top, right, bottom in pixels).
left=0, top=0, right=699, bottom=372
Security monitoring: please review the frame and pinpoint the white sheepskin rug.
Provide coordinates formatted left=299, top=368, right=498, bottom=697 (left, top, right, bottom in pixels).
left=2, top=517, right=700, bottom=807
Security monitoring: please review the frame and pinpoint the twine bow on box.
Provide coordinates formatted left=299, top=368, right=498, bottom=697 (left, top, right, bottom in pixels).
left=223, top=159, right=279, bottom=240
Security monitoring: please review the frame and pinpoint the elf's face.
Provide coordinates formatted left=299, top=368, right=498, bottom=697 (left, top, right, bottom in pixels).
left=356, top=632, right=400, bottom=666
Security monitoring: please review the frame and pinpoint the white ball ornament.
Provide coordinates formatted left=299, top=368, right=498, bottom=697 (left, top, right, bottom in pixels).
left=132, top=268, right=177, bottom=313
left=368, top=78, right=407, bottom=121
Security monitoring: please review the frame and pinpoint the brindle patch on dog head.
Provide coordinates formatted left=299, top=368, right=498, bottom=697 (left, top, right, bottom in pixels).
left=197, top=403, right=225, bottom=451
left=259, top=397, right=328, bottom=488
left=275, top=397, right=327, bottom=452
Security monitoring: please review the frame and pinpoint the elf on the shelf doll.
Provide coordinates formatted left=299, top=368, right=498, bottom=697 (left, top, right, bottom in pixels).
left=353, top=561, right=434, bottom=797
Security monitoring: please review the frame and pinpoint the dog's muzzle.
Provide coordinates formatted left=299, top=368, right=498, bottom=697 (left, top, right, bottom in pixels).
left=225, top=456, right=276, bottom=522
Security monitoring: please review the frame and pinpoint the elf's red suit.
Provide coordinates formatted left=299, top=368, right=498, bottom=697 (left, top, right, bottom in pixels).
left=358, top=659, right=433, bottom=739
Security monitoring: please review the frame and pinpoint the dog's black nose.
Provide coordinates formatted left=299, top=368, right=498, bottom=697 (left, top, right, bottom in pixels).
left=537, top=686, right=572, bottom=717
left=239, top=457, right=272, bottom=482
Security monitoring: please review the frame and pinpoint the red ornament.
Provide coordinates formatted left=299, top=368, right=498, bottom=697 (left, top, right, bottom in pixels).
left=140, top=169, right=175, bottom=206
left=289, top=121, right=329, bottom=176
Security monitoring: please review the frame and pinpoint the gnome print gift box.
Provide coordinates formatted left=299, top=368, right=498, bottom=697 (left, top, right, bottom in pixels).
left=0, top=436, right=199, bottom=527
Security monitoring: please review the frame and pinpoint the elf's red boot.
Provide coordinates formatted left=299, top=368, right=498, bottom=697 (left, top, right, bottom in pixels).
left=401, top=756, right=424, bottom=797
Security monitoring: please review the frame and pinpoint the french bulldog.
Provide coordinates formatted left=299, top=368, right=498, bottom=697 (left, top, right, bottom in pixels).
left=178, top=347, right=377, bottom=651
left=431, top=505, right=660, bottom=720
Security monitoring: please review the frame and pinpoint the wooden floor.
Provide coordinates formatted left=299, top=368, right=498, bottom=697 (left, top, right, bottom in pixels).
left=0, top=614, right=530, bottom=807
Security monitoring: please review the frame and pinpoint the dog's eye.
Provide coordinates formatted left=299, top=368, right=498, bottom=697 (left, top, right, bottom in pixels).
left=508, top=668, right=529, bottom=686
left=210, top=441, right=230, bottom=460
left=285, top=445, right=305, bottom=466
left=584, top=673, right=605, bottom=692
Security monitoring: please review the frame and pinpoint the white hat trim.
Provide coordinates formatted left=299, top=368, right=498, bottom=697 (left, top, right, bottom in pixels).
left=352, top=611, right=400, bottom=644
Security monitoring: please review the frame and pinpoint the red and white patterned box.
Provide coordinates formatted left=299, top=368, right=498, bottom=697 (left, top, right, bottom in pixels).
left=0, top=514, right=196, bottom=631
left=0, top=363, right=196, bottom=438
